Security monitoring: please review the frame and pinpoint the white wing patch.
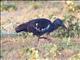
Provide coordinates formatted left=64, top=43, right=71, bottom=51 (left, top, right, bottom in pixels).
left=41, top=24, right=50, bottom=31
left=34, top=23, right=50, bottom=32
left=34, top=23, right=41, bottom=31
left=36, top=23, right=38, bottom=27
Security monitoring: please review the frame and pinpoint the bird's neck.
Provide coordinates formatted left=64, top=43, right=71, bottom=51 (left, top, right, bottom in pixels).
left=52, top=23, right=59, bottom=30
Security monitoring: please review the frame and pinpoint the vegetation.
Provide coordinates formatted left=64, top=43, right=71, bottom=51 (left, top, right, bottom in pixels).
left=1, top=1, right=80, bottom=60
left=0, top=1, right=17, bottom=11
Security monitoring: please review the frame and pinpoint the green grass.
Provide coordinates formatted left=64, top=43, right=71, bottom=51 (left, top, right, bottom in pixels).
left=1, top=2, right=17, bottom=11
left=1, top=1, right=80, bottom=60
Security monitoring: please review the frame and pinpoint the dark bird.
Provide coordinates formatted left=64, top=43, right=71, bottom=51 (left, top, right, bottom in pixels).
left=15, top=18, right=67, bottom=41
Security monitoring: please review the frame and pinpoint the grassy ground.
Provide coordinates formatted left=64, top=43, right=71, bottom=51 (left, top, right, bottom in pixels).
left=1, top=1, right=80, bottom=60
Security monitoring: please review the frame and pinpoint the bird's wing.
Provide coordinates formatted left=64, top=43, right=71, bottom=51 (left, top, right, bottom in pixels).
left=40, top=24, right=50, bottom=31
left=33, top=23, right=51, bottom=32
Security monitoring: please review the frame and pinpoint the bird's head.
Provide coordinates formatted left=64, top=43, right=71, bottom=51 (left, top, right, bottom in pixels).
left=15, top=23, right=27, bottom=33
left=53, top=18, right=67, bottom=29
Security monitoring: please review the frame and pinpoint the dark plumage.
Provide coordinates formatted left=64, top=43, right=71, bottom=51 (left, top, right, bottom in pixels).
left=15, top=18, right=67, bottom=40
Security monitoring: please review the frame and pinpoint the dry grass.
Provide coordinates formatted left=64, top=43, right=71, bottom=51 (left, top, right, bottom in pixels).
left=1, top=1, right=80, bottom=60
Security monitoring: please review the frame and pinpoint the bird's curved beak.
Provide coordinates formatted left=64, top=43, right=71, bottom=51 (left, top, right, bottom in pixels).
left=62, top=24, right=68, bottom=30
left=63, top=25, right=67, bottom=29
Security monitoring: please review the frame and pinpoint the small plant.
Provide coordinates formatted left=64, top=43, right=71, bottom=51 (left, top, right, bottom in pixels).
left=1, top=2, right=17, bottom=11
left=69, top=53, right=80, bottom=60
left=66, top=1, right=80, bottom=13
left=26, top=47, right=40, bottom=60
left=31, top=2, right=42, bottom=9
left=42, top=44, right=58, bottom=59
left=57, top=37, right=71, bottom=51
left=52, top=14, right=80, bottom=38
left=63, top=15, right=80, bottom=37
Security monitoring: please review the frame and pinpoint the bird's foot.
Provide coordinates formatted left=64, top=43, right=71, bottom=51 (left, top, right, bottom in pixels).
left=39, top=37, right=52, bottom=43
left=34, top=37, right=52, bottom=47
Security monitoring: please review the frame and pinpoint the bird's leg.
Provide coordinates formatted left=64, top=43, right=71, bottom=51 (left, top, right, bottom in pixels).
left=46, top=33, right=52, bottom=42
left=38, top=34, right=52, bottom=43
left=34, top=36, right=40, bottom=47
left=38, top=36, right=40, bottom=42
